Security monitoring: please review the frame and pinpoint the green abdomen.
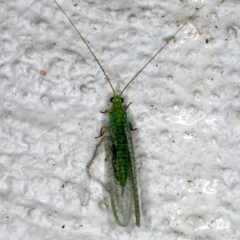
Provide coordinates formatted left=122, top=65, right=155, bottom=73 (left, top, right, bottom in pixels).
left=110, top=112, right=130, bottom=187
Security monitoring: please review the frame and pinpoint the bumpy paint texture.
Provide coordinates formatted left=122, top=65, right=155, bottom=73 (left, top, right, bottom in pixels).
left=0, top=0, right=240, bottom=239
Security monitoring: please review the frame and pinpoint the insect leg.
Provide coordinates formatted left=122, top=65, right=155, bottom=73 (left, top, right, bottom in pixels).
left=125, top=102, right=132, bottom=110
left=100, top=110, right=110, bottom=114
left=129, top=122, right=137, bottom=131
left=95, top=126, right=109, bottom=139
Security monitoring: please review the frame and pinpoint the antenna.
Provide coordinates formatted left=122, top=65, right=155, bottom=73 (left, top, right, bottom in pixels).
left=120, top=5, right=204, bottom=95
left=54, top=0, right=116, bottom=94
left=54, top=1, right=204, bottom=96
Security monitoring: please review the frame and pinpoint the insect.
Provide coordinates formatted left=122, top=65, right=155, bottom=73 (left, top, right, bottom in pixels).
left=54, top=0, right=203, bottom=227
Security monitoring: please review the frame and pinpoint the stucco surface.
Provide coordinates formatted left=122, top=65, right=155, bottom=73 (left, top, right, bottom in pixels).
left=0, top=0, right=240, bottom=239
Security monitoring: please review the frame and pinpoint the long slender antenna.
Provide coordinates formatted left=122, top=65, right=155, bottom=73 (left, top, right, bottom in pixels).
left=54, top=0, right=116, bottom=94
left=120, top=5, right=204, bottom=95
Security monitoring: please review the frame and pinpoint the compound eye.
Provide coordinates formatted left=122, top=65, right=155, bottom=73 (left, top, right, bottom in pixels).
left=110, top=97, right=114, bottom=102
left=121, top=98, right=124, bottom=103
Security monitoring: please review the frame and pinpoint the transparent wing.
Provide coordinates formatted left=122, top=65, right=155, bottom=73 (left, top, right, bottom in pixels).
left=105, top=128, right=133, bottom=226
left=125, top=122, right=140, bottom=227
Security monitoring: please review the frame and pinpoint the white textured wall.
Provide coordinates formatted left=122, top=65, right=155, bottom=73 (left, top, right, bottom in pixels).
left=1, top=0, right=240, bottom=239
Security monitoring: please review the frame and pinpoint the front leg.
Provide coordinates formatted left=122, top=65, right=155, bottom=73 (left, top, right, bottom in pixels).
left=125, top=102, right=132, bottom=110
left=100, top=109, right=110, bottom=114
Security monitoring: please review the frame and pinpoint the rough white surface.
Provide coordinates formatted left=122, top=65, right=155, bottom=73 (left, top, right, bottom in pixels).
left=1, top=0, right=240, bottom=239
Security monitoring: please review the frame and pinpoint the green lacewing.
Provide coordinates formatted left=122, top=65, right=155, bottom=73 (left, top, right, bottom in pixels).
left=54, top=0, right=203, bottom=227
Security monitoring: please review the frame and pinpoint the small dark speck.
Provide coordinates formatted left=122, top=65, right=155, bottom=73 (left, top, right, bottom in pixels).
left=162, top=15, right=165, bottom=18
left=62, top=225, right=65, bottom=229
left=62, top=185, right=64, bottom=188
left=206, top=39, right=209, bottom=43
left=215, top=26, right=218, bottom=28
left=188, top=180, right=191, bottom=182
